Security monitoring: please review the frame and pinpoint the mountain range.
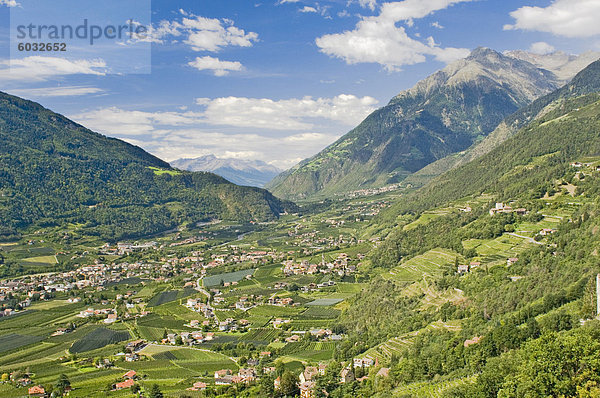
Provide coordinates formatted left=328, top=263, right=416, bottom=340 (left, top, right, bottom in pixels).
left=268, top=48, right=600, bottom=200
left=171, top=155, right=282, bottom=187
left=0, top=92, right=294, bottom=242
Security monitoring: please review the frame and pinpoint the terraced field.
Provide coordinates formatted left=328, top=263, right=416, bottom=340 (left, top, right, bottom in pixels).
left=135, top=344, right=238, bottom=375
left=394, top=376, right=476, bottom=397
left=362, top=320, right=462, bottom=362
left=385, top=248, right=460, bottom=283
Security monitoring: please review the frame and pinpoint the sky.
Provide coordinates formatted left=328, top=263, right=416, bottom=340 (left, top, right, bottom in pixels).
left=0, top=0, right=599, bottom=169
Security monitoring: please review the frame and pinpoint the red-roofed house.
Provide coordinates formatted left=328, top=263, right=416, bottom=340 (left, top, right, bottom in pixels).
left=123, top=370, right=137, bottom=379
left=115, top=379, right=135, bottom=390
left=28, top=385, right=46, bottom=397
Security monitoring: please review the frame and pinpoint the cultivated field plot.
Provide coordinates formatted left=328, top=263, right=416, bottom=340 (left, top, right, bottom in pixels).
left=305, top=298, right=343, bottom=306
left=20, top=255, right=57, bottom=264
left=363, top=320, right=462, bottom=362
left=239, top=328, right=280, bottom=344
left=0, top=333, right=43, bottom=353
left=147, top=288, right=196, bottom=307
left=463, top=234, right=531, bottom=264
left=385, top=248, right=459, bottom=283
left=280, top=341, right=336, bottom=362
left=203, top=268, right=256, bottom=288
left=298, top=306, right=341, bottom=319
left=70, top=327, right=130, bottom=353
left=253, top=264, right=283, bottom=284
left=136, top=344, right=238, bottom=375
left=394, top=376, right=476, bottom=398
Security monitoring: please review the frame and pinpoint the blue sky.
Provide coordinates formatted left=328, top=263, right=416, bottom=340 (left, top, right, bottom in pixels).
left=0, top=0, right=599, bottom=168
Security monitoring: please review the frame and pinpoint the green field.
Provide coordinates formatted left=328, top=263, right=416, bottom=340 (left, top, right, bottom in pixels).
left=385, top=248, right=460, bottom=283
left=70, top=328, right=130, bottom=353
left=203, top=269, right=256, bottom=288
left=0, top=333, right=44, bottom=353
left=147, top=288, right=195, bottom=307
left=305, top=298, right=343, bottom=306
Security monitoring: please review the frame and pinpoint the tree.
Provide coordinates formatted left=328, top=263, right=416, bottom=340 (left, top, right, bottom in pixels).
left=131, top=383, right=140, bottom=394
left=279, top=371, right=299, bottom=397
left=148, top=383, right=163, bottom=398
left=55, top=373, right=70, bottom=394
left=260, top=373, right=275, bottom=396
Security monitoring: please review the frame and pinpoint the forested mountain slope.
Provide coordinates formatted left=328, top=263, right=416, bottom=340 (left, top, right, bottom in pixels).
left=324, top=60, right=600, bottom=397
left=0, top=92, right=294, bottom=241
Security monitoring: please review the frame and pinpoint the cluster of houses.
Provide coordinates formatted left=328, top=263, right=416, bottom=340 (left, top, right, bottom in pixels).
left=489, top=203, right=527, bottom=216
left=570, top=161, right=600, bottom=171
left=282, top=253, right=359, bottom=278
left=213, top=368, right=257, bottom=385
left=161, top=331, right=216, bottom=345
left=458, top=257, right=520, bottom=274
left=77, top=307, right=117, bottom=324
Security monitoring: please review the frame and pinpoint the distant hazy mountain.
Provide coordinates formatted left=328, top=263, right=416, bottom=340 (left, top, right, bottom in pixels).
left=171, top=155, right=282, bottom=187
left=267, top=48, right=597, bottom=200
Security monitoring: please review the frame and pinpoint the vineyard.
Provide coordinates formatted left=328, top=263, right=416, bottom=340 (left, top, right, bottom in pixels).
left=69, top=328, right=130, bottom=353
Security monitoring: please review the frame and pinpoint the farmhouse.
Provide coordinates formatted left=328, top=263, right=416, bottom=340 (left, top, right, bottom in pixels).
left=114, top=379, right=135, bottom=390
left=123, top=370, right=137, bottom=379
left=28, top=385, right=45, bottom=397
left=187, top=381, right=207, bottom=391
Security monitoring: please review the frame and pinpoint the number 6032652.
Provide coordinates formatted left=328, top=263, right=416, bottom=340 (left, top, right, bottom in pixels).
left=17, top=42, right=66, bottom=51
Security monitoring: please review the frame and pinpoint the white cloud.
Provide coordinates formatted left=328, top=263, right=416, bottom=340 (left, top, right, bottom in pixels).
left=0, top=56, right=107, bottom=81
left=70, top=107, right=202, bottom=137
left=357, top=0, right=378, bottom=11
left=6, top=86, right=104, bottom=97
left=300, top=6, right=318, bottom=13
left=70, top=94, right=379, bottom=169
left=431, top=21, right=444, bottom=29
left=195, top=94, right=379, bottom=130
left=134, top=12, right=258, bottom=52
left=529, top=41, right=556, bottom=55
left=188, top=56, right=244, bottom=76
left=277, top=0, right=300, bottom=4
left=504, top=0, right=600, bottom=38
left=316, top=0, right=472, bottom=71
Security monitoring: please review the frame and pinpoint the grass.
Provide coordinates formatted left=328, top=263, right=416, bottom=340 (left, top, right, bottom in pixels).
left=20, top=255, right=57, bottom=264
left=148, top=166, right=182, bottom=176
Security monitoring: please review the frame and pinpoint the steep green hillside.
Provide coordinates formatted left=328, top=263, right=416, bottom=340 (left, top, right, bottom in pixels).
left=0, top=92, right=294, bottom=241
left=268, top=48, right=565, bottom=200
left=327, top=65, right=600, bottom=397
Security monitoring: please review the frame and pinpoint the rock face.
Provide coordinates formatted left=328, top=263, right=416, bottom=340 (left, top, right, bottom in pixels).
left=268, top=48, right=598, bottom=200
left=171, top=155, right=282, bottom=187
